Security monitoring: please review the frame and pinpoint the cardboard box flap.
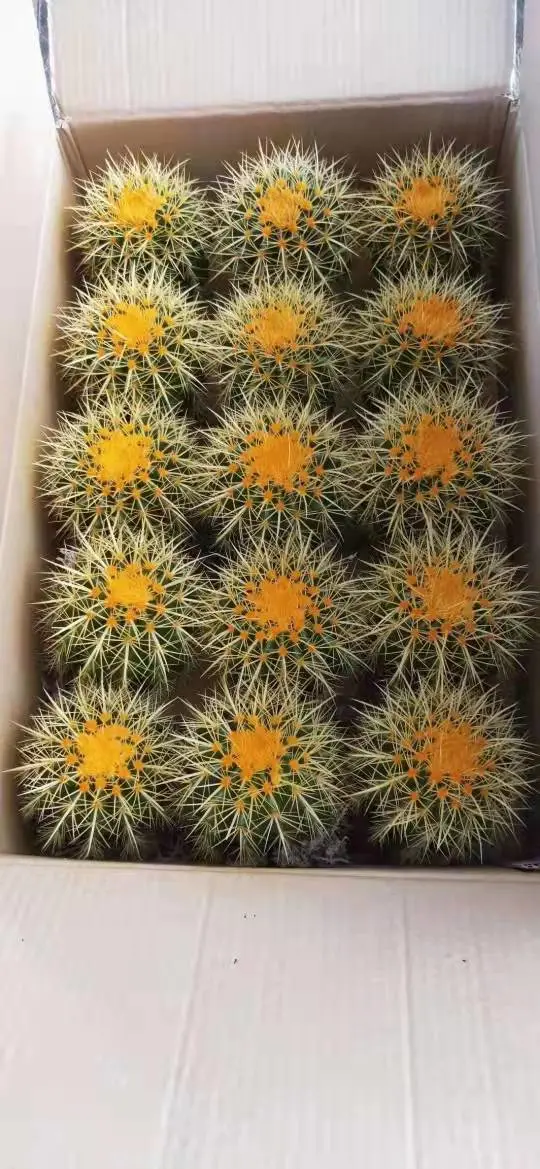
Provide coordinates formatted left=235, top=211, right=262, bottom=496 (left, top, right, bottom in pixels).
left=47, top=0, right=516, bottom=123
left=2, top=859, right=540, bottom=1168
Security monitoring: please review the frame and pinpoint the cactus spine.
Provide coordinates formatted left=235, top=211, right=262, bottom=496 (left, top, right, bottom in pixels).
left=37, top=394, right=197, bottom=536
left=353, top=380, right=523, bottom=538
left=212, top=140, right=360, bottom=285
left=172, top=682, right=348, bottom=863
left=41, top=528, right=205, bottom=685
left=71, top=152, right=211, bottom=281
left=212, top=277, right=357, bottom=403
left=58, top=267, right=211, bottom=406
left=191, top=395, right=360, bottom=542
left=356, top=268, right=506, bottom=390
left=359, top=142, right=503, bottom=272
left=351, top=682, right=531, bottom=860
left=17, top=681, right=179, bottom=858
left=202, top=535, right=366, bottom=691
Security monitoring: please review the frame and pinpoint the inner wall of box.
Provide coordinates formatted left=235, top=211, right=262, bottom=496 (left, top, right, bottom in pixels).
left=501, top=106, right=540, bottom=754
left=4, top=93, right=533, bottom=859
left=0, top=149, right=73, bottom=855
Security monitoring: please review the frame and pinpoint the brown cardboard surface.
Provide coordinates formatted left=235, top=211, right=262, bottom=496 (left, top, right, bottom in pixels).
left=68, top=95, right=510, bottom=180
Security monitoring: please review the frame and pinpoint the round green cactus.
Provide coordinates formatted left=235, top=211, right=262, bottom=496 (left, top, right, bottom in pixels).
left=58, top=266, right=211, bottom=406
left=172, top=682, right=348, bottom=863
left=211, top=277, right=358, bottom=403
left=356, top=268, right=506, bottom=390
left=202, top=535, right=366, bottom=692
left=17, top=680, right=178, bottom=859
left=191, top=395, right=360, bottom=542
left=360, top=142, right=503, bottom=272
left=37, top=394, right=197, bottom=536
left=212, top=140, right=361, bottom=285
left=71, top=152, right=211, bottom=281
left=353, top=379, right=523, bottom=538
left=361, top=530, right=535, bottom=682
left=40, top=527, right=205, bottom=685
left=351, top=681, right=531, bottom=860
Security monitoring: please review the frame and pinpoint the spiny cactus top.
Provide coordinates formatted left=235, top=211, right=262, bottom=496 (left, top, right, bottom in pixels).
left=354, top=379, right=523, bottom=537
left=360, top=530, right=535, bottom=682
left=202, top=535, right=366, bottom=692
left=40, top=528, right=206, bottom=685
left=211, top=277, right=358, bottom=403
left=356, top=268, right=506, bottom=390
left=71, top=153, right=211, bottom=281
left=351, top=682, right=531, bottom=860
left=212, top=141, right=361, bottom=285
left=37, top=395, right=197, bottom=535
left=58, top=267, right=212, bottom=406
left=359, top=142, right=503, bottom=272
left=172, top=683, right=349, bottom=863
left=190, top=395, right=361, bottom=542
left=17, top=681, right=179, bottom=859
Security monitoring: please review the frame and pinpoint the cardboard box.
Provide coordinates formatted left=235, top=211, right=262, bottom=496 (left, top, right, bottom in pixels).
left=1, top=2, right=540, bottom=1165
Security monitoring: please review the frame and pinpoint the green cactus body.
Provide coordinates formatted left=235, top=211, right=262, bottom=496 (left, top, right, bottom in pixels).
left=173, top=683, right=348, bottom=863
left=191, top=396, right=358, bottom=542
left=203, top=536, right=366, bottom=692
left=17, top=681, right=178, bottom=858
left=360, top=143, right=503, bottom=272
left=212, top=141, right=360, bottom=285
left=356, top=268, right=506, bottom=390
left=361, top=531, right=535, bottom=682
left=351, top=682, right=531, bottom=860
left=41, top=528, right=205, bottom=685
left=212, top=277, right=357, bottom=404
left=71, top=153, right=211, bottom=281
left=38, top=395, right=197, bottom=536
left=354, top=380, right=523, bottom=538
left=58, top=267, right=212, bottom=406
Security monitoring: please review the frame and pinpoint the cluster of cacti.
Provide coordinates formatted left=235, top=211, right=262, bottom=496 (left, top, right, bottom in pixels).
left=359, top=142, right=504, bottom=272
left=191, top=395, right=360, bottom=542
left=71, top=153, right=211, bottom=281
left=212, top=141, right=361, bottom=285
left=211, top=277, right=357, bottom=403
left=359, top=531, right=534, bottom=682
left=347, top=147, right=531, bottom=863
left=350, top=682, right=532, bottom=860
left=20, top=139, right=535, bottom=867
left=202, top=536, right=366, bottom=692
left=353, top=380, right=523, bottom=537
left=40, top=528, right=205, bottom=685
left=347, top=146, right=532, bottom=862
left=38, top=395, right=196, bottom=535
left=17, top=681, right=178, bottom=858
left=59, top=266, right=210, bottom=407
left=356, top=267, right=506, bottom=390
left=173, top=683, right=348, bottom=862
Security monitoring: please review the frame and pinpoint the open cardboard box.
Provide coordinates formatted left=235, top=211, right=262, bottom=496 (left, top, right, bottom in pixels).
left=1, top=1, right=540, bottom=1165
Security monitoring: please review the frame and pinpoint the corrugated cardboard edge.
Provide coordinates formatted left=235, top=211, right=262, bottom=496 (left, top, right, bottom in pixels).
left=1, top=853, right=538, bottom=880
